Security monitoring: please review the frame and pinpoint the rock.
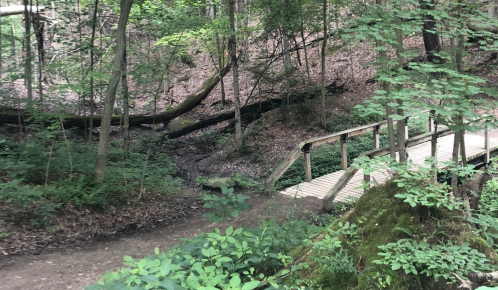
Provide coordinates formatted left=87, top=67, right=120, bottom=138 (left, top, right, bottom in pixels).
left=201, top=177, right=237, bottom=190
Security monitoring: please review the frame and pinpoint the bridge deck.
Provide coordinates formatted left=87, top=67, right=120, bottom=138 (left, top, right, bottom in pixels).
left=280, top=133, right=498, bottom=202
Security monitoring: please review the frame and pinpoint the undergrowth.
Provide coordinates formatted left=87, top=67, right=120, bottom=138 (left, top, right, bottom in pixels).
left=0, top=127, right=182, bottom=229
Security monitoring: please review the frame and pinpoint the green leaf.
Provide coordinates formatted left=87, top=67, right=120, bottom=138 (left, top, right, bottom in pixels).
left=226, top=226, right=234, bottom=236
left=160, top=278, right=183, bottom=290
left=124, top=256, right=134, bottom=262
left=142, top=275, right=159, bottom=284
left=230, top=275, right=241, bottom=287
left=391, top=262, right=402, bottom=270
left=241, top=280, right=261, bottom=290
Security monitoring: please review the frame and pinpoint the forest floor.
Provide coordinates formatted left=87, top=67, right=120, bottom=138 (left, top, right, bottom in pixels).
left=0, top=192, right=323, bottom=290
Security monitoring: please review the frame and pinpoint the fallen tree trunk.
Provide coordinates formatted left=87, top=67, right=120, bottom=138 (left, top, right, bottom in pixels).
left=0, top=63, right=230, bottom=128
left=163, top=82, right=346, bottom=139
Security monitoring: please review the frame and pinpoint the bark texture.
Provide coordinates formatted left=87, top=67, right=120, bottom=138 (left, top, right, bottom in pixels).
left=95, top=0, right=133, bottom=181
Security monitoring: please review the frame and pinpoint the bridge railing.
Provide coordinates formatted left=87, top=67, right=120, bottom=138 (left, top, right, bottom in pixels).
left=264, top=111, right=435, bottom=191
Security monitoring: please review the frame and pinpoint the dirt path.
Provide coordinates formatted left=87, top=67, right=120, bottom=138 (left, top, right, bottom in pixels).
left=0, top=194, right=323, bottom=290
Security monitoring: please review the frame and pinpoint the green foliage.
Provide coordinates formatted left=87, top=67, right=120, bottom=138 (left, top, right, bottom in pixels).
left=374, top=239, right=493, bottom=284
left=354, top=156, right=466, bottom=211
left=309, top=222, right=361, bottom=277
left=481, top=178, right=498, bottom=219
left=86, top=218, right=326, bottom=290
left=202, top=187, right=252, bottom=222
left=348, top=0, right=498, bottom=135
left=466, top=214, right=498, bottom=250
left=0, top=130, right=181, bottom=228
left=231, top=173, right=263, bottom=191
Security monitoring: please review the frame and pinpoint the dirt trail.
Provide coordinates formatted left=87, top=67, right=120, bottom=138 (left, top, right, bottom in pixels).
left=0, top=194, right=322, bottom=290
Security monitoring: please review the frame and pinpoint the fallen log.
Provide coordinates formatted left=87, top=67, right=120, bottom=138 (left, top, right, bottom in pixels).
left=0, top=63, right=230, bottom=128
left=163, top=82, right=346, bottom=139
left=0, top=5, right=44, bottom=17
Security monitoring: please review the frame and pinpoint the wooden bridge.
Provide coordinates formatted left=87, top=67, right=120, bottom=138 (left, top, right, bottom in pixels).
left=264, top=113, right=498, bottom=211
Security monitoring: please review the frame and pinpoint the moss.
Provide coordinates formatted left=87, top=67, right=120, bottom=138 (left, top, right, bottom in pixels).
left=295, top=180, right=497, bottom=290
left=168, top=118, right=197, bottom=131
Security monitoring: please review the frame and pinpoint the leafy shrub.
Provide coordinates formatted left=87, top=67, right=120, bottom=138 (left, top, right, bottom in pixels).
left=203, top=187, right=252, bottom=222
left=481, top=178, right=498, bottom=219
left=86, top=219, right=325, bottom=290
left=0, top=131, right=182, bottom=227
left=231, top=173, right=263, bottom=191
left=374, top=239, right=493, bottom=284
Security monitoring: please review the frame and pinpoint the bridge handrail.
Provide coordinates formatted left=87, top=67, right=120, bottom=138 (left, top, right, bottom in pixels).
left=322, top=126, right=452, bottom=210
left=264, top=111, right=432, bottom=191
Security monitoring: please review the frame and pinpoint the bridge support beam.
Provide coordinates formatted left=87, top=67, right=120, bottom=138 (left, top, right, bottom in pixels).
left=404, top=117, right=409, bottom=140
left=363, top=173, right=370, bottom=194
left=373, top=125, right=380, bottom=149
left=485, top=130, right=490, bottom=163
left=429, top=110, right=435, bottom=132
left=302, top=143, right=312, bottom=182
left=340, top=133, right=348, bottom=170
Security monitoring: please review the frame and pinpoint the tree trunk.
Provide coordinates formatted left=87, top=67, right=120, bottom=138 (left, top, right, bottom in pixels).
left=88, top=0, right=99, bottom=142
left=23, top=0, right=34, bottom=108
left=11, top=25, right=18, bottom=69
left=228, top=0, right=243, bottom=149
left=242, top=0, right=249, bottom=61
left=0, top=6, right=2, bottom=79
left=375, top=0, right=396, bottom=158
left=451, top=1, right=465, bottom=191
left=34, top=0, right=44, bottom=109
left=395, top=16, right=406, bottom=162
left=299, top=4, right=311, bottom=81
left=420, top=0, right=442, bottom=64
left=122, top=48, right=130, bottom=151
left=282, top=28, right=293, bottom=72
left=320, top=0, right=327, bottom=128
left=95, top=0, right=133, bottom=182
left=213, top=3, right=227, bottom=106
left=489, top=0, right=498, bottom=18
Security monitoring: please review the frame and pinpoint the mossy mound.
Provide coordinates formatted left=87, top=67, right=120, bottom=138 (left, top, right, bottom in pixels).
left=296, top=180, right=498, bottom=290
left=200, top=177, right=237, bottom=190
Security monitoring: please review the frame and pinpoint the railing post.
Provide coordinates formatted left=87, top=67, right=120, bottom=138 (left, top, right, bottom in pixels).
left=429, top=110, right=435, bottom=132
left=302, top=143, right=313, bottom=182
left=363, top=171, right=370, bottom=194
left=431, top=131, right=438, bottom=181
left=373, top=125, right=380, bottom=149
left=404, top=117, right=409, bottom=140
left=485, top=129, right=490, bottom=164
left=340, top=133, right=348, bottom=170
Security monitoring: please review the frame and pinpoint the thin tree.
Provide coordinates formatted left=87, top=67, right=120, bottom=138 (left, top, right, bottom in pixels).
left=376, top=0, right=396, bottom=159
left=95, top=0, right=134, bottom=181
left=320, top=0, right=327, bottom=127
left=88, top=0, right=99, bottom=142
left=228, top=0, right=243, bottom=148
left=420, top=0, right=442, bottom=64
left=395, top=14, right=406, bottom=162
left=23, top=0, right=34, bottom=108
